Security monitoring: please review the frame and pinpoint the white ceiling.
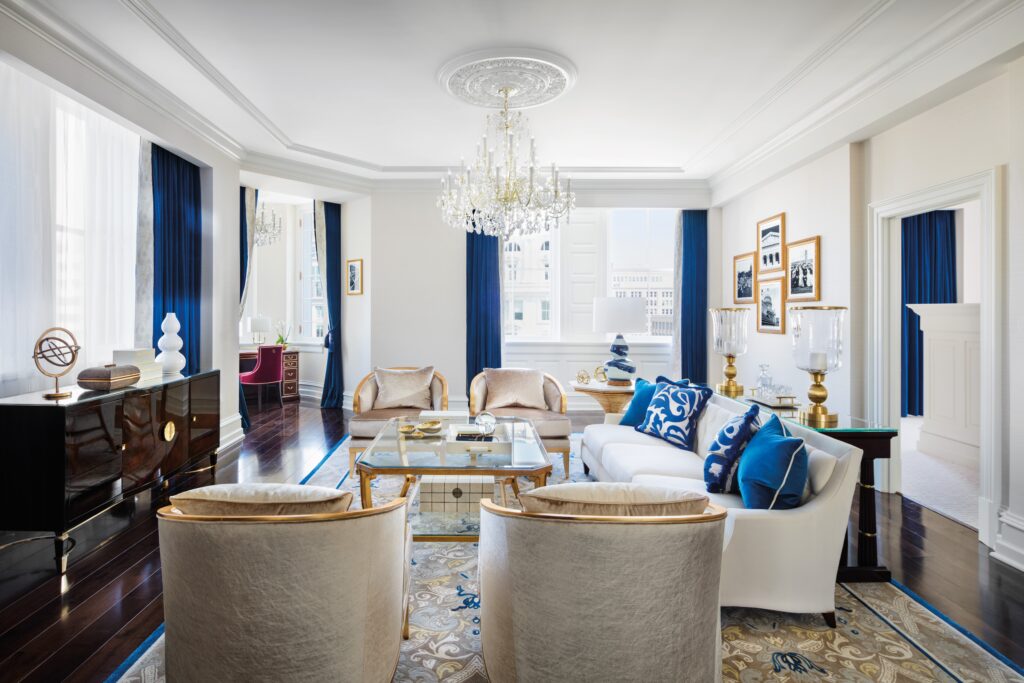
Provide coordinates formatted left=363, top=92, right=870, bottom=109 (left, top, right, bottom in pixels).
left=23, top=0, right=1024, bottom=188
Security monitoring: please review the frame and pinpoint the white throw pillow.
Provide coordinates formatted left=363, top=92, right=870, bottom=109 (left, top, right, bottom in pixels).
left=373, top=366, right=434, bottom=410
left=170, top=483, right=352, bottom=516
left=519, top=482, right=709, bottom=517
left=483, top=368, right=547, bottom=410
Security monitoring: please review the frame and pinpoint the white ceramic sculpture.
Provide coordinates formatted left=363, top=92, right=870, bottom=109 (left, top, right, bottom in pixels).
left=156, top=312, right=187, bottom=376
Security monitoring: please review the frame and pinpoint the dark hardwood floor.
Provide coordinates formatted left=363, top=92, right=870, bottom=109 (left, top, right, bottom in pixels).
left=0, top=403, right=1020, bottom=681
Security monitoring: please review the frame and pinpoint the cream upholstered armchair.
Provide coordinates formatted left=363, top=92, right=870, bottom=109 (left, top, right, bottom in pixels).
left=478, top=498, right=727, bottom=682
left=349, top=367, right=449, bottom=476
left=470, top=370, right=572, bottom=478
left=157, top=486, right=409, bottom=682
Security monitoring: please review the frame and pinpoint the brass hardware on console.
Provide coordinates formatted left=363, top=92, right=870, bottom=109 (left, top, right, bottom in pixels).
left=162, top=420, right=176, bottom=442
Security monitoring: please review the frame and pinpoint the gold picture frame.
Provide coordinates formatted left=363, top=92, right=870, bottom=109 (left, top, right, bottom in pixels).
left=786, top=236, right=820, bottom=302
left=757, top=274, right=786, bottom=334
left=757, top=212, right=786, bottom=276
left=346, top=258, right=364, bottom=296
left=733, top=251, right=756, bottom=304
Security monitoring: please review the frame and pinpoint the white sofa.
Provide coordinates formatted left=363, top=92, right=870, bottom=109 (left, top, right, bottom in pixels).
left=581, top=394, right=862, bottom=624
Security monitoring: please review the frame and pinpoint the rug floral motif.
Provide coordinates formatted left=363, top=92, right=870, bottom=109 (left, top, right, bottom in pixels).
left=114, top=438, right=1022, bottom=683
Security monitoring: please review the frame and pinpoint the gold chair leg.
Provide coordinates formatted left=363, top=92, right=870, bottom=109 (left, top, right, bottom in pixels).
left=562, top=449, right=570, bottom=479
left=403, top=599, right=411, bottom=640
left=499, top=479, right=510, bottom=507
left=400, top=474, right=416, bottom=498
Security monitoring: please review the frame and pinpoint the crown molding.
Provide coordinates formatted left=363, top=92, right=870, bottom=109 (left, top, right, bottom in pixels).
left=709, top=0, right=1024, bottom=198
left=684, top=0, right=895, bottom=173
left=241, top=153, right=375, bottom=194
left=0, top=0, right=243, bottom=160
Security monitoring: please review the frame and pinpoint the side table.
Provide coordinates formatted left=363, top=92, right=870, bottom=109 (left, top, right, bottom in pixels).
left=570, top=381, right=635, bottom=414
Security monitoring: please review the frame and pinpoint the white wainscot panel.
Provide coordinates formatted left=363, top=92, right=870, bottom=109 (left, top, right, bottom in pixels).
left=504, top=341, right=673, bottom=412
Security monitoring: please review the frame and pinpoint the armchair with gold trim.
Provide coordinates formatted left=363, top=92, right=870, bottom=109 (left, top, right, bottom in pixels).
left=469, top=370, right=572, bottom=478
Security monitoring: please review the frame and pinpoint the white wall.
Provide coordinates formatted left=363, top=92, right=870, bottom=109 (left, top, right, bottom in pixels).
left=717, top=145, right=856, bottom=416
left=339, top=196, right=372, bottom=401
left=369, top=191, right=468, bottom=405
left=0, top=14, right=243, bottom=447
left=951, top=201, right=982, bottom=304
left=862, top=60, right=1024, bottom=569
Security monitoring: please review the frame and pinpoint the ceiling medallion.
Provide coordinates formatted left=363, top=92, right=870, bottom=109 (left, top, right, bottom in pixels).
left=437, top=49, right=577, bottom=240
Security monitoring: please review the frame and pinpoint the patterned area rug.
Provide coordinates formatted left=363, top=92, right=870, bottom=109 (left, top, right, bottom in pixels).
left=111, top=438, right=1023, bottom=683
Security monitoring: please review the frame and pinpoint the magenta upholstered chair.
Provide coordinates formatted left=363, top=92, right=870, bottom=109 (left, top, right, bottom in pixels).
left=240, top=345, right=285, bottom=412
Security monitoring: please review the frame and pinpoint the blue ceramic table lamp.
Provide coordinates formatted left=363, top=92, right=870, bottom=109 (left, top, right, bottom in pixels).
left=593, top=297, right=648, bottom=386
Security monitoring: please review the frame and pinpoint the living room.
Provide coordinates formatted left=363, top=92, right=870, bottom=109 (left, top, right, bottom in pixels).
left=1, top=1, right=1023, bottom=681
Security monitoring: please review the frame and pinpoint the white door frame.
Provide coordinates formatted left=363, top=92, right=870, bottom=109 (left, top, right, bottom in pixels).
left=867, top=168, right=1003, bottom=548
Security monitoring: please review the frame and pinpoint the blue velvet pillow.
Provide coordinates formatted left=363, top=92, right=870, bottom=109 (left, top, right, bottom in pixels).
left=619, top=378, right=658, bottom=427
left=736, top=415, right=808, bottom=509
left=635, top=383, right=713, bottom=451
left=703, top=404, right=760, bottom=494
left=655, top=376, right=691, bottom=386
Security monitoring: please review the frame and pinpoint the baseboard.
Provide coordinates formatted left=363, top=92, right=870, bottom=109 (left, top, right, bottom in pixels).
left=916, top=430, right=979, bottom=467
left=219, top=413, right=244, bottom=451
left=992, top=509, right=1024, bottom=572
left=299, top=381, right=323, bottom=403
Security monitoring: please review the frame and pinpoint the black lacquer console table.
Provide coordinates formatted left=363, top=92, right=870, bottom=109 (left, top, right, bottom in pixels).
left=0, top=370, right=220, bottom=578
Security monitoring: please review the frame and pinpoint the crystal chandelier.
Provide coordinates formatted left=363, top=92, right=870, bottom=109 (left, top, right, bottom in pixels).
left=254, top=206, right=282, bottom=247
left=438, top=87, right=575, bottom=240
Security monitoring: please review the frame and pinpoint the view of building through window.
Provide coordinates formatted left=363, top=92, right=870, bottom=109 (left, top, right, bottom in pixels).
left=503, top=208, right=676, bottom=341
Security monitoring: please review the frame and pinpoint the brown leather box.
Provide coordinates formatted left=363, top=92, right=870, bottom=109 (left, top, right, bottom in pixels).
left=77, top=364, right=141, bottom=391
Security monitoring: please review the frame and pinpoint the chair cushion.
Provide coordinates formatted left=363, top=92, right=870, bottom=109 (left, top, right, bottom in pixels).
left=483, top=368, right=547, bottom=410
left=632, top=475, right=745, bottom=510
left=349, top=408, right=422, bottom=438
left=373, top=366, right=434, bottom=410
left=602, top=443, right=706, bottom=482
left=486, top=407, right=571, bottom=438
left=703, top=404, right=761, bottom=494
left=170, top=483, right=352, bottom=516
left=737, top=415, right=808, bottom=510
left=581, top=423, right=672, bottom=467
left=635, top=383, right=713, bottom=451
left=519, top=481, right=708, bottom=517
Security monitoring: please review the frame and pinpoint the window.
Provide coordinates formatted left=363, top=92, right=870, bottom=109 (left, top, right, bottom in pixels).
left=297, top=209, right=325, bottom=341
left=502, top=208, right=676, bottom=342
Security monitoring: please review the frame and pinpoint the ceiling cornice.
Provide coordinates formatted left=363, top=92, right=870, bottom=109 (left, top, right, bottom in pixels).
left=0, top=0, right=243, bottom=160
left=709, top=0, right=1024, bottom=194
left=683, top=0, right=895, bottom=172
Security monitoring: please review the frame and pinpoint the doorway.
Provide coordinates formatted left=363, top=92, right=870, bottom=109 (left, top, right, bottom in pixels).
left=897, top=202, right=980, bottom=528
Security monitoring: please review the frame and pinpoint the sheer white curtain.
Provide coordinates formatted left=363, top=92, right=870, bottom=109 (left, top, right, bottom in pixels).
left=54, top=96, right=140, bottom=367
left=0, top=61, right=140, bottom=397
left=0, top=62, right=56, bottom=396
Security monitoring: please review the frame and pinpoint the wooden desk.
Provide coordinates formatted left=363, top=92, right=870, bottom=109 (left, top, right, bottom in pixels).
left=240, top=349, right=299, bottom=402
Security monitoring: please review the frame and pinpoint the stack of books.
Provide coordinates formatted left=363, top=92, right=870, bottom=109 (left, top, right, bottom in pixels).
left=113, top=349, right=163, bottom=382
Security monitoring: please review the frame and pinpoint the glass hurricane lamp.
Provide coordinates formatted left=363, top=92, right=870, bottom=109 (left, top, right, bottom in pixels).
left=790, top=306, right=847, bottom=427
left=709, top=307, right=750, bottom=398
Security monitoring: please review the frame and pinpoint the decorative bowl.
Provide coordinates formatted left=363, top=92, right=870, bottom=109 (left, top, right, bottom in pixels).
left=417, top=420, right=443, bottom=434
left=398, top=424, right=417, bottom=435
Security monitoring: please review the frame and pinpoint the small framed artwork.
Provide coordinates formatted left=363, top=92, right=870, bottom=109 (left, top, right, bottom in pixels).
left=757, top=275, right=786, bottom=334
left=346, top=258, right=363, bottom=296
left=733, top=252, right=756, bottom=304
left=786, top=236, right=820, bottom=301
left=757, top=212, right=786, bottom=275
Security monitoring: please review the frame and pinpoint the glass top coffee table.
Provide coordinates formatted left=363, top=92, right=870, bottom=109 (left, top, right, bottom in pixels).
left=355, top=415, right=553, bottom=541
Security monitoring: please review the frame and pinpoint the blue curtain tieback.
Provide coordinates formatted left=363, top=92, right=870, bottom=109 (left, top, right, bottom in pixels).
left=324, top=328, right=334, bottom=350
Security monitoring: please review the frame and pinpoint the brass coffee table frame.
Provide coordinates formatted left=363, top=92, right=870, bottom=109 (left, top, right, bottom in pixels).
left=355, top=420, right=553, bottom=542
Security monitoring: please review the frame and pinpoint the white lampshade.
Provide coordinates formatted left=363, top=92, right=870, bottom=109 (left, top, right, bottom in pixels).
left=250, top=316, right=272, bottom=333
left=593, top=297, right=648, bottom=334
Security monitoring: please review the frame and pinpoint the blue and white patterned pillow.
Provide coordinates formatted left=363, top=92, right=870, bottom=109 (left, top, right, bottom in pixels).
left=635, top=383, right=713, bottom=451
left=703, top=404, right=760, bottom=493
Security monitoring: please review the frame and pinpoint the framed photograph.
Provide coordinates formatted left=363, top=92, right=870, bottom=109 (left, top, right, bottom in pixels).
left=757, top=275, right=786, bottom=334
left=786, top=236, right=820, bottom=301
left=733, top=252, right=756, bottom=304
left=757, top=213, right=786, bottom=275
left=346, top=258, right=363, bottom=296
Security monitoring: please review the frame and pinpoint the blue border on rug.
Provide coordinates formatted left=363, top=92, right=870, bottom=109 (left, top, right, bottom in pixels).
left=890, top=579, right=1024, bottom=675
left=298, top=434, right=348, bottom=485
left=103, top=623, right=164, bottom=683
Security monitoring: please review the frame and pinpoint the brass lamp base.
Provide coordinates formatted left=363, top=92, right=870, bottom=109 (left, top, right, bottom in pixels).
left=43, top=392, right=71, bottom=400
left=717, top=354, right=744, bottom=397
left=800, top=371, right=837, bottom=428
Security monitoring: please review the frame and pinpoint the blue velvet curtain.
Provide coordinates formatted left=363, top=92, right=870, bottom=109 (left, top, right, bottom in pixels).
left=901, top=210, right=957, bottom=417
left=466, top=232, right=502, bottom=394
left=151, top=144, right=201, bottom=376
left=320, top=201, right=344, bottom=409
left=238, top=186, right=251, bottom=431
left=679, top=210, right=708, bottom=383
